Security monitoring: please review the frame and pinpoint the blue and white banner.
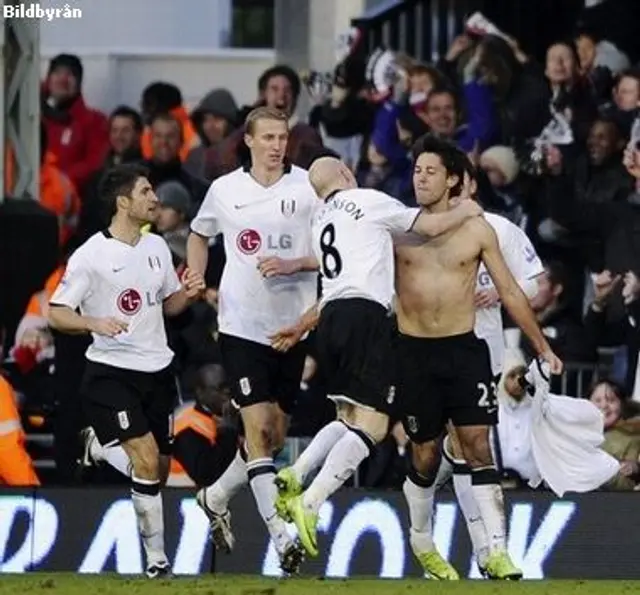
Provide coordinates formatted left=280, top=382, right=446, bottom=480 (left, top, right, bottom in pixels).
left=0, top=488, right=637, bottom=578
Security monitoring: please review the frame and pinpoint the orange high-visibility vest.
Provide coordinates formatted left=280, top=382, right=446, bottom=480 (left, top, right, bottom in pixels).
left=40, top=152, right=80, bottom=245
left=0, top=376, right=40, bottom=486
left=168, top=402, right=217, bottom=487
left=140, top=105, right=199, bottom=162
left=25, top=265, right=65, bottom=318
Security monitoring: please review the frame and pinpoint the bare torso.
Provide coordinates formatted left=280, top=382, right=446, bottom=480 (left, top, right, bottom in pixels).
left=395, top=218, right=482, bottom=338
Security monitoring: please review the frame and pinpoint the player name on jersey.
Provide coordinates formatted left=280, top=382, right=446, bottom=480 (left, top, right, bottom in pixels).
left=325, top=195, right=365, bottom=220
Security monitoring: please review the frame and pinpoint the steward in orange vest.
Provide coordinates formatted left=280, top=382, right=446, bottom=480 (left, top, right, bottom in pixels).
left=168, top=364, right=239, bottom=488
left=139, top=82, right=199, bottom=162
left=0, top=374, right=40, bottom=486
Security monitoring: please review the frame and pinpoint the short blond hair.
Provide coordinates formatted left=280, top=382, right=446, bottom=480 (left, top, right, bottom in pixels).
left=244, top=106, right=288, bottom=135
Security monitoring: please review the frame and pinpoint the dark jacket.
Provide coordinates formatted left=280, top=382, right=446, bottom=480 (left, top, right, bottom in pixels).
left=142, top=158, right=209, bottom=206
left=172, top=404, right=238, bottom=487
left=319, top=94, right=375, bottom=138
left=185, top=89, right=239, bottom=179
left=548, top=185, right=640, bottom=322
left=518, top=303, right=598, bottom=364
left=584, top=297, right=640, bottom=394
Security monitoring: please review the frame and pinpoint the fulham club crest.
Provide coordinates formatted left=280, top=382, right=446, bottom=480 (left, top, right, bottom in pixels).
left=281, top=199, right=296, bottom=218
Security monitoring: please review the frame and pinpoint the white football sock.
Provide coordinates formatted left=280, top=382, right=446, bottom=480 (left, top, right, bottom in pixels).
left=471, top=468, right=507, bottom=553
left=453, top=469, right=490, bottom=567
left=247, top=457, right=292, bottom=554
left=292, top=420, right=349, bottom=484
left=131, top=477, right=167, bottom=568
left=94, top=444, right=131, bottom=478
left=204, top=448, right=248, bottom=513
left=303, top=429, right=371, bottom=514
left=403, top=475, right=436, bottom=554
left=434, top=452, right=454, bottom=489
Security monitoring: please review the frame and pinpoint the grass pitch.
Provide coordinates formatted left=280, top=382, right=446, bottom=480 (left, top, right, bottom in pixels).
left=0, top=575, right=638, bottom=595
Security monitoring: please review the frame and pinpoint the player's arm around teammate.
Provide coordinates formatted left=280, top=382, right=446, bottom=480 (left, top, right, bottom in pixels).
left=452, top=217, right=563, bottom=469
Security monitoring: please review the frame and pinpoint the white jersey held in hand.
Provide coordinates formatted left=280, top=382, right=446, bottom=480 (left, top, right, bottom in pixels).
left=50, top=231, right=182, bottom=372
left=525, top=360, right=620, bottom=497
left=475, top=213, right=544, bottom=375
left=191, top=164, right=318, bottom=345
left=311, top=188, right=420, bottom=309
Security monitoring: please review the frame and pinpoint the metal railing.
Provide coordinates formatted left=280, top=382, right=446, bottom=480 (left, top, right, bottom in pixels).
left=352, top=0, right=473, bottom=63
left=351, top=0, right=583, bottom=64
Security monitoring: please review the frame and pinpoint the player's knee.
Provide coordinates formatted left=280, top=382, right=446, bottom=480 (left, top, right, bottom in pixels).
left=410, top=440, right=440, bottom=476
left=130, top=449, right=159, bottom=480
left=458, top=427, right=493, bottom=468
left=125, top=436, right=160, bottom=480
left=247, top=423, right=276, bottom=455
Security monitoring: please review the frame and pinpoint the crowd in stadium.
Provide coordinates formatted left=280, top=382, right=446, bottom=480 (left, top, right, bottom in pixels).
left=0, top=0, right=639, bottom=494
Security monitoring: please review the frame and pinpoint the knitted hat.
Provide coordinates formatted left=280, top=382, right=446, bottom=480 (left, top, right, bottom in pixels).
left=480, top=145, right=519, bottom=186
left=156, top=181, right=191, bottom=216
left=48, top=53, right=83, bottom=86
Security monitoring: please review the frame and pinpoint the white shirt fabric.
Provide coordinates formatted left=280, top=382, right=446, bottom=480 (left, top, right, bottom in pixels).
left=191, top=165, right=318, bottom=346
left=50, top=231, right=181, bottom=372
left=311, top=188, right=420, bottom=309
left=497, top=395, right=539, bottom=482
left=525, top=361, right=620, bottom=497
left=476, top=212, right=544, bottom=375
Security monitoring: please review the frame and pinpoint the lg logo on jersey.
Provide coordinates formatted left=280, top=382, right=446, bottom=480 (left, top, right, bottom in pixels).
left=236, top=229, right=293, bottom=255
left=117, top=288, right=166, bottom=314
left=117, top=289, right=142, bottom=315
left=478, top=271, right=491, bottom=287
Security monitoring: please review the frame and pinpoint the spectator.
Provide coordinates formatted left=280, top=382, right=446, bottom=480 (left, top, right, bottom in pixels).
left=543, top=117, right=633, bottom=267
left=79, top=106, right=144, bottom=238
left=588, top=379, right=640, bottom=490
left=204, top=64, right=323, bottom=179
left=358, top=108, right=413, bottom=203
left=585, top=270, right=640, bottom=396
left=140, top=81, right=199, bottom=162
left=393, top=63, right=445, bottom=150
left=39, top=121, right=81, bottom=246
left=574, top=29, right=616, bottom=104
left=0, top=373, right=40, bottom=486
left=544, top=41, right=598, bottom=146
left=155, top=180, right=192, bottom=265
left=546, top=143, right=640, bottom=329
left=142, top=113, right=208, bottom=206
left=420, top=85, right=497, bottom=153
left=479, top=145, right=524, bottom=224
left=185, top=89, right=239, bottom=179
left=315, top=55, right=374, bottom=170
left=600, top=68, right=640, bottom=136
left=474, top=34, right=550, bottom=148
left=168, top=363, right=238, bottom=488
left=508, top=260, right=596, bottom=363
left=41, top=53, right=109, bottom=189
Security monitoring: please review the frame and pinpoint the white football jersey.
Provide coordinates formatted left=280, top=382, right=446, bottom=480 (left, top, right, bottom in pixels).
left=476, top=212, right=544, bottom=375
left=50, top=231, right=181, bottom=372
left=191, top=165, right=318, bottom=346
left=311, top=188, right=420, bottom=309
